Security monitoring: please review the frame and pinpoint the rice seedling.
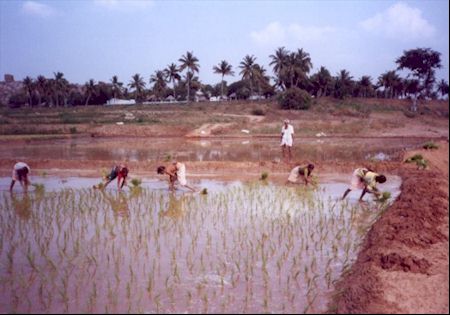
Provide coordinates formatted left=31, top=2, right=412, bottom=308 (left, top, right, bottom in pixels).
left=0, top=180, right=398, bottom=313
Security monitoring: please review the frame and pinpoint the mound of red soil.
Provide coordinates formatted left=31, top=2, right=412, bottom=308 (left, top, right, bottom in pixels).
left=331, top=169, right=449, bottom=314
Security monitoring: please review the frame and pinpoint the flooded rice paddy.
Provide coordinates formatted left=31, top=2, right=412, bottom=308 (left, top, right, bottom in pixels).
left=0, top=177, right=400, bottom=313
left=0, top=136, right=429, bottom=162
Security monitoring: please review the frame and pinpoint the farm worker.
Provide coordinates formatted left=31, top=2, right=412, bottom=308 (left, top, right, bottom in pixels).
left=342, top=167, right=386, bottom=201
left=10, top=162, right=31, bottom=192
left=103, top=164, right=129, bottom=190
left=287, top=164, right=315, bottom=185
left=157, top=161, right=196, bottom=192
left=281, top=119, right=294, bottom=162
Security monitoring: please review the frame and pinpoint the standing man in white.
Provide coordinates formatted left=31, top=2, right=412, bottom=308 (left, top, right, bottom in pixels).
left=281, top=119, right=294, bottom=163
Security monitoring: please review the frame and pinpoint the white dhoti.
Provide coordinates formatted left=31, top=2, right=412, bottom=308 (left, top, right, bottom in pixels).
left=280, top=136, right=293, bottom=147
left=350, top=168, right=366, bottom=190
left=288, top=166, right=300, bottom=183
left=176, top=163, right=187, bottom=186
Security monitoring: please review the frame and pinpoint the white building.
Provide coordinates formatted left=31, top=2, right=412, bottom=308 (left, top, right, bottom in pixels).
left=106, top=98, right=136, bottom=105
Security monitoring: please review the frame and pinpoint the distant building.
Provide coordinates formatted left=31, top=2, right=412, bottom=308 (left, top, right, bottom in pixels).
left=165, top=95, right=176, bottom=102
left=195, top=90, right=208, bottom=102
left=106, top=98, right=136, bottom=105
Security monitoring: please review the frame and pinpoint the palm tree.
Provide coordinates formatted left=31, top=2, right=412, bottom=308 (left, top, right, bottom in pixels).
left=36, top=75, right=47, bottom=106
left=53, top=72, right=68, bottom=106
left=22, top=76, right=34, bottom=107
left=252, top=64, right=270, bottom=97
left=334, top=70, right=353, bottom=99
left=165, top=63, right=181, bottom=101
left=213, top=60, right=234, bottom=99
left=378, top=71, right=400, bottom=98
left=269, top=47, right=289, bottom=90
left=311, top=66, right=332, bottom=97
left=84, top=79, right=96, bottom=106
left=292, top=49, right=312, bottom=88
left=239, top=55, right=257, bottom=97
left=150, top=70, right=168, bottom=100
left=179, top=51, right=200, bottom=102
left=357, top=76, right=374, bottom=98
left=110, top=75, right=123, bottom=99
left=44, top=79, right=55, bottom=107
left=128, top=73, right=146, bottom=102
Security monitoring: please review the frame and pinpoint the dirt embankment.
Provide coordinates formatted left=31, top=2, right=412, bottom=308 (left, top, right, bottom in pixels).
left=331, top=143, right=449, bottom=314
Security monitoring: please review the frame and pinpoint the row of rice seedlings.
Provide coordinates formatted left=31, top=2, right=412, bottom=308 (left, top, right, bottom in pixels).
left=0, top=182, right=390, bottom=313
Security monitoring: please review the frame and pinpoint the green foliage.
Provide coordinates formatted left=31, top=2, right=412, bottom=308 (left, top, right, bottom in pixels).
left=423, top=141, right=439, bottom=150
left=164, top=154, right=172, bottom=162
left=416, top=158, right=428, bottom=170
left=251, top=109, right=265, bottom=116
left=376, top=191, right=391, bottom=203
left=130, top=178, right=142, bottom=187
left=260, top=172, right=269, bottom=181
left=32, top=183, right=45, bottom=194
left=277, top=87, right=312, bottom=110
left=405, top=154, right=428, bottom=170
left=405, top=154, right=423, bottom=163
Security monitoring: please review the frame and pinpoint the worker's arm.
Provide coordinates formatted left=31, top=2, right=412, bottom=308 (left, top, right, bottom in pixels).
left=120, top=177, right=127, bottom=189
left=9, top=180, right=15, bottom=192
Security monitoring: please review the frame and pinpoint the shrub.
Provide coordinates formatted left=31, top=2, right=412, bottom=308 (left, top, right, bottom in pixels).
left=405, top=154, right=423, bottom=163
left=260, top=172, right=269, bottom=181
left=423, top=141, right=439, bottom=150
left=403, top=110, right=418, bottom=118
left=277, top=87, right=312, bottom=110
left=251, top=109, right=265, bottom=116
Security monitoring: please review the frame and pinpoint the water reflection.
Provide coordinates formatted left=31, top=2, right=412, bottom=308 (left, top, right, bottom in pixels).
left=11, top=193, right=31, bottom=220
left=101, top=191, right=130, bottom=217
left=159, top=194, right=186, bottom=219
left=0, top=137, right=428, bottom=162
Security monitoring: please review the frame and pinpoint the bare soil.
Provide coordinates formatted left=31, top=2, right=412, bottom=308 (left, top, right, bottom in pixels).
left=331, top=143, right=449, bottom=314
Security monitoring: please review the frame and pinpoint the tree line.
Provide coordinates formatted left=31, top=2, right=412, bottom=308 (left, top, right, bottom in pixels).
left=8, top=47, right=449, bottom=108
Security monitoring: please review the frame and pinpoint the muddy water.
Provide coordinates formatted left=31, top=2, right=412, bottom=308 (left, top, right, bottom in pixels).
left=0, top=136, right=427, bottom=162
left=0, top=177, right=400, bottom=313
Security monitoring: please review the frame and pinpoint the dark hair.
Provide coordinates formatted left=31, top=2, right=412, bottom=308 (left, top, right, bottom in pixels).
left=157, top=166, right=166, bottom=174
left=376, top=175, right=387, bottom=183
left=17, top=167, right=29, bottom=181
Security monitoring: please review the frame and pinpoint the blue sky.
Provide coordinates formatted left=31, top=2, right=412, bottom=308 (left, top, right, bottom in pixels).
left=0, top=0, right=448, bottom=86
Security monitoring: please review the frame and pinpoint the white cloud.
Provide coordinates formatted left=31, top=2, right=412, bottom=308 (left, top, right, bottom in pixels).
left=94, top=0, right=154, bottom=11
left=361, top=2, right=435, bottom=40
left=250, top=22, right=336, bottom=46
left=22, top=1, right=57, bottom=18
left=250, top=22, right=286, bottom=46
left=288, top=24, right=336, bottom=42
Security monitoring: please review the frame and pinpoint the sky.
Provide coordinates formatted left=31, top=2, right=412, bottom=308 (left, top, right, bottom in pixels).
left=0, top=0, right=448, bottom=86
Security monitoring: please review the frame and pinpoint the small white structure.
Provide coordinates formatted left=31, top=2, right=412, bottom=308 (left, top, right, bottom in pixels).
left=106, top=98, right=136, bottom=106
left=195, top=90, right=208, bottom=102
left=166, top=95, right=176, bottom=102
left=209, top=96, right=220, bottom=102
